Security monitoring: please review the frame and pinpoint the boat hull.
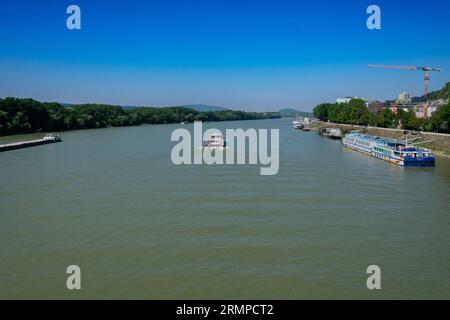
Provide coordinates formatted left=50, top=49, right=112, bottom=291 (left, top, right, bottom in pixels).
left=402, top=157, right=435, bottom=167
left=0, top=136, right=61, bottom=152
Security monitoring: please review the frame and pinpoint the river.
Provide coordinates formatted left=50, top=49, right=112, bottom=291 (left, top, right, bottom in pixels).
left=1, top=118, right=449, bottom=299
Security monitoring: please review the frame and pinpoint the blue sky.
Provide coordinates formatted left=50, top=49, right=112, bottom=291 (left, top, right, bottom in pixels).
left=1, top=0, right=449, bottom=111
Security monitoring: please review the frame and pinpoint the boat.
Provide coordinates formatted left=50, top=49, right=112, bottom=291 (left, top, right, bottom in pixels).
left=0, top=133, right=62, bottom=152
left=342, top=131, right=435, bottom=167
left=319, top=127, right=342, bottom=139
left=293, top=116, right=317, bottom=131
left=43, top=133, right=62, bottom=142
left=292, top=118, right=304, bottom=130
left=292, top=116, right=314, bottom=130
left=204, top=133, right=226, bottom=148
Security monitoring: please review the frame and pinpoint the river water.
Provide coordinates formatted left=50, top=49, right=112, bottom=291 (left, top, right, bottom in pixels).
left=1, top=118, right=449, bottom=299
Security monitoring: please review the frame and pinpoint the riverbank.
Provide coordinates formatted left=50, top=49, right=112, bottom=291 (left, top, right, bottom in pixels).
left=0, top=97, right=281, bottom=137
left=310, top=121, right=450, bottom=158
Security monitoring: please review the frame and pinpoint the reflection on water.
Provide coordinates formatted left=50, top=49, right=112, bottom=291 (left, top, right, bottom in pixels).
left=0, top=119, right=449, bottom=299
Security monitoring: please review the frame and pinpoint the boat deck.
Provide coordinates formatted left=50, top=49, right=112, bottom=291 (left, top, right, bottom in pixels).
left=0, top=137, right=61, bottom=152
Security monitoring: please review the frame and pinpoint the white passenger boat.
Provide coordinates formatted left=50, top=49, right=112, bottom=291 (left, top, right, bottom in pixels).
left=292, top=117, right=304, bottom=129
left=292, top=121, right=303, bottom=130
left=343, top=131, right=435, bottom=167
left=204, top=133, right=226, bottom=148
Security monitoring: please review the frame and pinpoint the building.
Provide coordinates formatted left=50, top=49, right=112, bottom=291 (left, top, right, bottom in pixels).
left=427, top=98, right=449, bottom=117
left=336, top=96, right=365, bottom=104
left=389, top=106, right=399, bottom=114
left=336, top=97, right=353, bottom=104
left=430, top=98, right=448, bottom=107
left=396, top=92, right=411, bottom=104
left=369, top=101, right=384, bottom=113
left=427, top=105, right=438, bottom=118
left=366, top=95, right=447, bottom=119
left=369, top=99, right=421, bottom=115
left=415, top=107, right=426, bottom=119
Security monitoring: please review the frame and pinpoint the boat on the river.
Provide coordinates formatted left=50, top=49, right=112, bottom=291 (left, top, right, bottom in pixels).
left=0, top=133, right=62, bottom=152
left=343, top=131, right=435, bottom=167
left=319, top=127, right=342, bottom=139
left=43, top=133, right=62, bottom=142
left=292, top=118, right=304, bottom=129
left=204, top=133, right=226, bottom=148
left=293, top=117, right=313, bottom=130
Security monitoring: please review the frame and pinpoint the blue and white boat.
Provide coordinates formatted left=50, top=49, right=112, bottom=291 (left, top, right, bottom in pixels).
left=342, top=131, right=435, bottom=167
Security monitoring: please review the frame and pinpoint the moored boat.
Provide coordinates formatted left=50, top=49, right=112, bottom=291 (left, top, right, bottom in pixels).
left=292, top=118, right=304, bottom=129
left=319, top=127, right=342, bottom=139
left=342, top=131, right=435, bottom=167
left=43, top=133, right=62, bottom=142
left=0, top=133, right=62, bottom=152
left=292, top=116, right=314, bottom=130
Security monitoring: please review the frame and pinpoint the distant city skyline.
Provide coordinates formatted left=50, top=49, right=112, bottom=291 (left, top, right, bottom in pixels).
left=1, top=0, right=449, bottom=111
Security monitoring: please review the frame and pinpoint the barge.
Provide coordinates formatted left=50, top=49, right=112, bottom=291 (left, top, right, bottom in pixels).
left=0, top=134, right=62, bottom=152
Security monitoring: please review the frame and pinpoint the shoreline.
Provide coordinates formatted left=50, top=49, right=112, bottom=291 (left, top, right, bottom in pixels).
left=0, top=118, right=282, bottom=144
left=310, top=121, right=450, bottom=158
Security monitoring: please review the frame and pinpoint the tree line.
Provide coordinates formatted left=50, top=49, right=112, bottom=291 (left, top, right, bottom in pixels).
left=313, top=98, right=450, bottom=133
left=0, top=98, right=281, bottom=135
left=412, top=82, right=450, bottom=103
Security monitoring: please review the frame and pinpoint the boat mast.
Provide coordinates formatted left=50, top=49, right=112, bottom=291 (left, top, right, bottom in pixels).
left=404, top=130, right=408, bottom=147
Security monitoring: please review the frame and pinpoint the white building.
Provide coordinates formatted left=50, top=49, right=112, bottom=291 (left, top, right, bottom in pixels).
left=415, top=107, right=426, bottom=119
left=336, top=97, right=358, bottom=104
left=397, top=92, right=411, bottom=103
left=428, top=99, right=449, bottom=117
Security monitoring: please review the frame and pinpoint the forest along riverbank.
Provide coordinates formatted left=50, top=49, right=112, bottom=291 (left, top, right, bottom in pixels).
left=0, top=97, right=281, bottom=137
left=310, top=121, right=450, bottom=158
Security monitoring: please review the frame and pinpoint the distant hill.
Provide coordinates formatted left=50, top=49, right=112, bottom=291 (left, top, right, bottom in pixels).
left=176, top=104, right=229, bottom=112
left=412, top=82, right=450, bottom=102
left=61, top=102, right=229, bottom=112
left=121, top=105, right=142, bottom=110
left=279, top=108, right=301, bottom=113
left=61, top=102, right=143, bottom=110
left=278, top=108, right=313, bottom=117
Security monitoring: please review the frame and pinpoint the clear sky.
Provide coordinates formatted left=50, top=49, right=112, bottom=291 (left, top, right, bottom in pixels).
left=1, top=0, right=449, bottom=111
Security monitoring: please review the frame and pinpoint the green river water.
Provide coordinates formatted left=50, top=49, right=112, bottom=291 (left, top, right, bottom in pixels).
left=1, top=118, right=449, bottom=299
